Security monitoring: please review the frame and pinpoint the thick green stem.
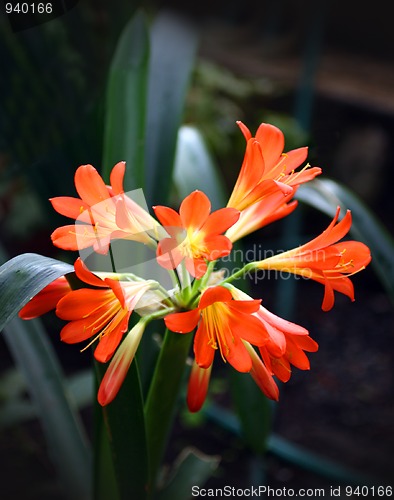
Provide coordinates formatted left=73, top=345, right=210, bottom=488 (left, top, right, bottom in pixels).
left=144, top=328, right=193, bottom=490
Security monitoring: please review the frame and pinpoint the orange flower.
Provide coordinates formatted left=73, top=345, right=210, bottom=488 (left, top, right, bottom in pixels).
left=227, top=121, right=321, bottom=211
left=254, top=207, right=372, bottom=311
left=230, top=286, right=318, bottom=391
left=186, top=360, right=213, bottom=413
left=50, top=162, right=157, bottom=254
left=226, top=122, right=321, bottom=241
left=165, top=286, right=269, bottom=411
left=153, top=191, right=239, bottom=278
left=56, top=258, right=153, bottom=363
left=226, top=191, right=298, bottom=242
left=98, top=320, right=147, bottom=406
left=19, top=277, right=71, bottom=319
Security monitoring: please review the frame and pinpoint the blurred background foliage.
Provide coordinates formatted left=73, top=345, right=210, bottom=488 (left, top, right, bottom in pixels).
left=1, top=0, right=393, bottom=498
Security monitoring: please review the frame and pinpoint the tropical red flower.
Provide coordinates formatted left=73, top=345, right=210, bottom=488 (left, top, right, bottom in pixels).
left=186, top=360, right=212, bottom=413
left=18, top=276, right=71, bottom=320
left=56, top=258, right=153, bottom=363
left=153, top=191, right=239, bottom=278
left=227, top=121, right=321, bottom=211
left=226, top=121, right=321, bottom=240
left=50, top=162, right=157, bottom=254
left=165, top=286, right=267, bottom=371
left=254, top=207, right=372, bottom=311
left=230, top=286, right=318, bottom=398
left=164, top=286, right=270, bottom=411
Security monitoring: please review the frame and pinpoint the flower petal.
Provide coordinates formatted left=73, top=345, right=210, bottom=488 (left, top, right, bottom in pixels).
left=201, top=207, right=240, bottom=235
left=74, top=164, right=111, bottom=206
left=94, top=315, right=128, bottom=363
left=179, top=190, right=211, bottom=230
left=56, top=288, right=113, bottom=320
left=165, top=309, right=200, bottom=333
left=109, top=161, right=126, bottom=195
left=194, top=322, right=215, bottom=368
left=198, top=286, right=233, bottom=309
left=255, top=123, right=285, bottom=170
left=74, top=257, right=107, bottom=288
left=50, top=197, right=89, bottom=219
left=225, top=333, right=252, bottom=372
left=245, top=342, right=279, bottom=401
left=19, top=277, right=71, bottom=320
left=153, top=205, right=182, bottom=228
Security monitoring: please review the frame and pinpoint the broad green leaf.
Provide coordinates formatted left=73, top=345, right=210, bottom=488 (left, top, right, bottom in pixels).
left=94, top=359, right=149, bottom=500
left=3, top=316, right=92, bottom=500
left=0, top=252, right=73, bottom=332
left=144, top=11, right=199, bottom=205
left=229, top=370, right=273, bottom=455
left=296, top=178, right=394, bottom=303
left=172, top=125, right=227, bottom=210
left=156, top=447, right=220, bottom=500
left=101, top=10, right=150, bottom=190
left=144, top=329, right=193, bottom=487
left=97, top=10, right=151, bottom=500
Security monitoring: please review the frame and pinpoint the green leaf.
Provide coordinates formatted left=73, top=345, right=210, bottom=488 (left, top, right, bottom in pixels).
left=296, top=178, right=394, bottom=303
left=101, top=9, right=150, bottom=190
left=0, top=252, right=73, bottom=332
left=2, top=316, right=92, bottom=500
left=0, top=369, right=94, bottom=430
left=144, top=329, right=193, bottom=488
left=144, top=11, right=199, bottom=205
left=156, top=447, right=220, bottom=500
left=229, top=369, right=273, bottom=455
left=172, top=125, right=227, bottom=210
left=94, top=359, right=149, bottom=500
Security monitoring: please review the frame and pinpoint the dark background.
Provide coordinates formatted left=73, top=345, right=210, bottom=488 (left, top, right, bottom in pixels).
left=1, top=0, right=393, bottom=498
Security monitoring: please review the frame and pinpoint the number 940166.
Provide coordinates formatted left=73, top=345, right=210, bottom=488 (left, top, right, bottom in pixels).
left=345, top=485, right=392, bottom=497
left=5, top=3, right=53, bottom=14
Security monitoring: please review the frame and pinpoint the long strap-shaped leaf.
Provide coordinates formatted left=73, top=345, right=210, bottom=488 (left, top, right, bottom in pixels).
left=101, top=9, right=150, bottom=190
left=0, top=248, right=91, bottom=500
left=144, top=10, right=199, bottom=205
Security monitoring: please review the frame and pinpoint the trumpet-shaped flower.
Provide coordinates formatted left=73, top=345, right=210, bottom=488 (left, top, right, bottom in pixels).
left=154, top=191, right=239, bottom=278
left=50, top=162, right=158, bottom=253
left=56, top=258, right=154, bottom=362
left=254, top=207, right=372, bottom=311
left=230, top=286, right=318, bottom=398
left=226, top=122, right=321, bottom=240
left=165, top=286, right=271, bottom=411
left=165, top=286, right=267, bottom=371
left=227, top=121, right=322, bottom=212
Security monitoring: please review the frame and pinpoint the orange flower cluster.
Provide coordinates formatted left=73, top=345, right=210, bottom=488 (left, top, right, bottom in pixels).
left=19, top=121, right=371, bottom=410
